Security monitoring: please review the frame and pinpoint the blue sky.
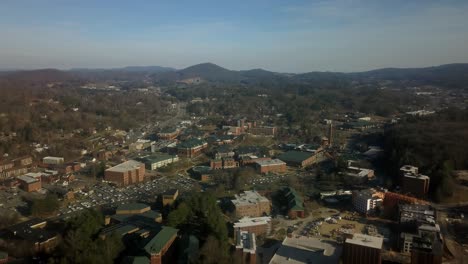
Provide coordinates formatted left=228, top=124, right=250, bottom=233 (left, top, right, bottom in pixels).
left=1, top=0, right=468, bottom=72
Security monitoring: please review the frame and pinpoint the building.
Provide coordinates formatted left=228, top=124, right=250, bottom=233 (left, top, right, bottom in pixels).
left=17, top=174, right=41, bottom=192
left=213, top=145, right=235, bottom=159
left=176, top=138, right=208, bottom=158
left=269, top=236, right=342, bottom=264
left=399, top=204, right=436, bottom=229
left=403, top=174, right=430, bottom=198
left=255, top=159, right=286, bottom=174
left=343, top=234, right=383, bottom=264
left=138, top=154, right=179, bottom=170
left=161, top=189, right=179, bottom=207
left=285, top=187, right=305, bottom=219
left=1, top=219, right=59, bottom=253
left=210, top=157, right=239, bottom=170
left=42, top=156, right=64, bottom=165
left=410, top=232, right=443, bottom=264
left=352, top=189, right=383, bottom=215
left=116, top=203, right=151, bottom=215
left=249, top=126, right=277, bottom=136
left=157, top=128, right=180, bottom=140
left=232, top=191, right=271, bottom=218
left=233, top=216, right=272, bottom=237
left=278, top=151, right=318, bottom=168
left=235, top=230, right=257, bottom=264
left=104, top=160, right=145, bottom=187
left=191, top=166, right=212, bottom=182
left=239, top=156, right=271, bottom=167
left=341, top=161, right=375, bottom=183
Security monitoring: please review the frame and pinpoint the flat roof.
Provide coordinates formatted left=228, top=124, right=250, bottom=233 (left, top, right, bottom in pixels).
left=138, top=154, right=177, bottom=164
left=106, top=160, right=143, bottom=173
left=278, top=151, right=314, bottom=163
left=269, top=236, right=341, bottom=264
left=345, top=234, right=383, bottom=249
left=256, top=159, right=286, bottom=167
left=404, top=173, right=430, bottom=180
left=234, top=216, right=272, bottom=228
left=17, top=175, right=39, bottom=184
left=232, top=190, right=269, bottom=207
left=117, top=203, right=150, bottom=212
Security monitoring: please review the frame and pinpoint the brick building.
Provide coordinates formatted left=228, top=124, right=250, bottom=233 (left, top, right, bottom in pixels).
left=17, top=175, right=42, bottom=192
left=343, top=234, right=383, bottom=264
left=157, top=128, right=180, bottom=140
left=233, top=216, right=272, bottom=237
left=210, top=158, right=239, bottom=170
left=232, top=191, right=271, bottom=218
left=235, top=230, right=257, bottom=264
left=400, top=165, right=430, bottom=198
left=249, top=126, right=277, bottom=136
left=176, top=138, right=208, bottom=158
left=104, top=160, right=145, bottom=187
left=254, top=159, right=286, bottom=174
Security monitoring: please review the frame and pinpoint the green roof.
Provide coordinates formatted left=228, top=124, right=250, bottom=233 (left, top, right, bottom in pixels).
left=111, top=210, right=161, bottom=223
left=283, top=187, right=304, bottom=211
left=278, top=151, right=313, bottom=163
left=117, top=203, right=150, bottom=212
left=144, top=226, right=178, bottom=254
left=177, top=138, right=206, bottom=149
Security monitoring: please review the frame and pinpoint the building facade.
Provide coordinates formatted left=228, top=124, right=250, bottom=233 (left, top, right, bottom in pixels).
left=232, top=191, right=271, bottom=218
left=343, top=234, right=383, bottom=264
left=254, top=159, right=286, bottom=174
left=104, top=160, right=145, bottom=187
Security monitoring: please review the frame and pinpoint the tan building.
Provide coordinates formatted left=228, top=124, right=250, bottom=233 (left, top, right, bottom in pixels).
left=104, top=160, right=145, bottom=187
left=232, top=191, right=271, bottom=218
left=162, top=189, right=179, bottom=206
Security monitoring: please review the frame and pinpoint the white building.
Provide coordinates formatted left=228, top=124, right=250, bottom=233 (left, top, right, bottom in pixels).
left=42, top=156, right=64, bottom=165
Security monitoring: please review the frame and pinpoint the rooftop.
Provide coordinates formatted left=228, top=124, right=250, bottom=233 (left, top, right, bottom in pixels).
left=278, top=151, right=314, bottom=163
left=106, top=160, right=143, bottom=173
left=17, top=175, right=39, bottom=184
left=256, top=159, right=286, bottom=167
left=232, top=190, right=269, bottom=207
left=234, top=216, right=272, bottom=228
left=345, top=234, right=383, bottom=249
left=177, top=138, right=206, bottom=149
left=138, top=154, right=177, bottom=164
left=269, top=236, right=341, bottom=264
left=143, top=226, right=178, bottom=254
left=236, top=230, right=256, bottom=254
left=117, top=203, right=150, bottom=213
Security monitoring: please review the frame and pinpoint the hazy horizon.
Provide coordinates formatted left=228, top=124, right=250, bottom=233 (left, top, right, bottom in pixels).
left=2, top=0, right=468, bottom=73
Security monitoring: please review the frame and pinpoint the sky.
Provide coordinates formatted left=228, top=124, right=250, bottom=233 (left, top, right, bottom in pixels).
left=1, top=0, right=468, bottom=73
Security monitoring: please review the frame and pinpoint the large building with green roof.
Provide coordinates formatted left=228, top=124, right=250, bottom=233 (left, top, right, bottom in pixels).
left=278, top=150, right=318, bottom=167
left=278, top=186, right=305, bottom=219
left=176, top=138, right=208, bottom=158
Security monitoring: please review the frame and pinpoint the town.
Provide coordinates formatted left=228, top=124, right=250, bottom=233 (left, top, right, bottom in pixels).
left=0, top=65, right=467, bottom=264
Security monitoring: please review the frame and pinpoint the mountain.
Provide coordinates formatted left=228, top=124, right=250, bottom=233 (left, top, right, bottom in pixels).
left=120, top=66, right=175, bottom=72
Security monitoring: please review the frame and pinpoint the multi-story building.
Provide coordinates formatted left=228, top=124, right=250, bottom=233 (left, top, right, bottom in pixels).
left=2, top=219, right=59, bottom=253
left=254, top=159, right=286, bottom=174
left=352, top=189, right=383, bottom=215
left=138, top=154, right=179, bottom=170
left=341, top=161, right=375, bottom=183
left=104, top=160, right=145, bottom=187
left=233, top=216, right=272, bottom=237
left=176, top=138, right=208, bottom=158
left=235, top=230, right=257, bottom=264
left=232, top=191, right=271, bottom=218
left=17, top=174, right=42, bottom=192
left=210, top=158, right=239, bottom=170
left=343, top=234, right=383, bottom=264
left=403, top=174, right=430, bottom=198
